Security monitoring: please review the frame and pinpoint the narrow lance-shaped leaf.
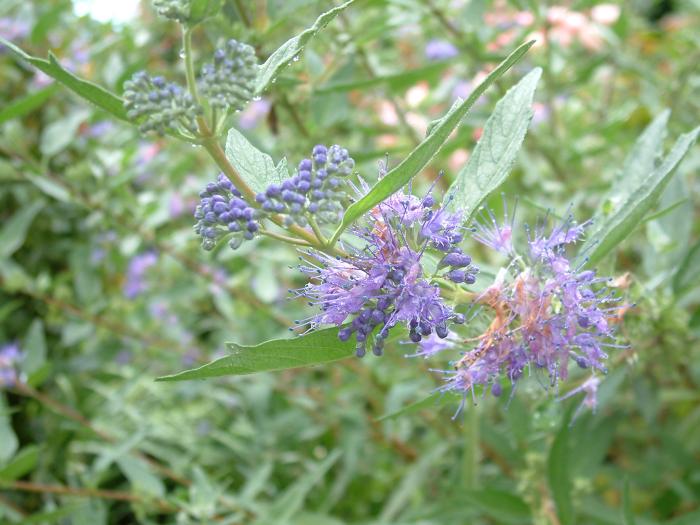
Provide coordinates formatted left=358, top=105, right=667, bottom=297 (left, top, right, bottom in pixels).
left=329, top=40, right=535, bottom=245
left=256, top=0, right=356, bottom=94
left=157, top=327, right=354, bottom=381
left=579, top=125, right=700, bottom=267
left=225, top=127, right=288, bottom=193
left=548, top=423, right=574, bottom=525
left=611, top=109, right=669, bottom=194
left=673, top=240, right=700, bottom=297
left=0, top=37, right=128, bottom=121
left=446, top=67, right=541, bottom=221
left=0, top=84, right=58, bottom=125
left=0, top=200, right=44, bottom=259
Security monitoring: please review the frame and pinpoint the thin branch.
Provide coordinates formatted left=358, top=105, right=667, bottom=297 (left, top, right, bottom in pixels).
left=2, top=481, right=176, bottom=513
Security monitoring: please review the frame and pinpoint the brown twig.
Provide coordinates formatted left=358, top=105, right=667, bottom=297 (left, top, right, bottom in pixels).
left=2, top=481, right=176, bottom=513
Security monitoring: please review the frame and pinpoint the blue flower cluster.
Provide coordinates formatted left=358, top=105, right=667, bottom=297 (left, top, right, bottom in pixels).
left=295, top=187, right=472, bottom=357
left=199, top=40, right=258, bottom=113
left=123, top=72, right=202, bottom=135
left=255, top=144, right=356, bottom=227
left=194, top=174, right=261, bottom=250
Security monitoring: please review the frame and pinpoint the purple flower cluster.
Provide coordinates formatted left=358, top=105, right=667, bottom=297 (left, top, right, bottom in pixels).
left=294, top=188, right=475, bottom=357
left=427, top=211, right=624, bottom=413
left=256, top=145, right=356, bottom=227
left=425, top=39, right=459, bottom=61
left=199, top=40, right=257, bottom=113
left=123, top=72, right=202, bottom=135
left=194, top=173, right=261, bottom=250
left=123, top=251, right=158, bottom=299
left=0, top=342, right=21, bottom=388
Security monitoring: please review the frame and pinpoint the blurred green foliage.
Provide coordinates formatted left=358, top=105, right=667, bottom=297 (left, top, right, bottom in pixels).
left=1, top=0, right=699, bottom=523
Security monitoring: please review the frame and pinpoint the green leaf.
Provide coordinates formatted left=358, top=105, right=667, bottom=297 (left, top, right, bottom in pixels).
left=0, top=200, right=44, bottom=259
left=446, top=68, right=541, bottom=220
left=23, top=319, right=47, bottom=377
left=255, top=450, right=341, bottom=525
left=256, top=0, right=356, bottom=94
left=314, top=61, right=451, bottom=94
left=40, top=109, right=90, bottom=157
left=376, top=392, right=442, bottom=421
left=674, top=240, right=700, bottom=297
left=548, top=423, right=574, bottom=525
left=157, top=327, right=354, bottom=381
left=328, top=41, right=535, bottom=245
left=22, top=172, right=73, bottom=203
left=622, top=478, right=636, bottom=525
left=379, top=444, right=447, bottom=522
left=116, top=456, right=165, bottom=498
left=188, top=0, right=221, bottom=25
left=612, top=110, right=670, bottom=196
left=579, top=125, right=700, bottom=266
left=0, top=37, right=127, bottom=121
left=0, top=394, right=18, bottom=463
left=225, top=127, right=288, bottom=193
left=0, top=84, right=58, bottom=124
left=462, top=489, right=532, bottom=524
left=0, top=445, right=40, bottom=481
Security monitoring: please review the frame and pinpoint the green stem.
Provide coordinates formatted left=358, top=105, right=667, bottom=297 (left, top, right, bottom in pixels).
left=260, top=229, right=312, bottom=246
left=183, top=28, right=200, bottom=106
left=462, top=407, right=480, bottom=489
left=308, top=217, right=328, bottom=246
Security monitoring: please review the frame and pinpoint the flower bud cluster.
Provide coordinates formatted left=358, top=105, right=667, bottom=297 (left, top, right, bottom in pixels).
left=199, top=40, right=258, bottom=113
left=123, top=72, right=202, bottom=135
left=255, top=144, right=355, bottom=227
left=194, top=174, right=261, bottom=250
left=419, top=204, right=479, bottom=285
left=294, top=184, right=473, bottom=357
left=152, top=0, right=190, bottom=23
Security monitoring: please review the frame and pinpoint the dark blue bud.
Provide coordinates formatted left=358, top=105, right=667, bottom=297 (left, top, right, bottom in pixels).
left=338, top=328, right=352, bottom=341
left=447, top=270, right=466, bottom=283
left=370, top=310, right=385, bottom=324
left=299, top=159, right=312, bottom=171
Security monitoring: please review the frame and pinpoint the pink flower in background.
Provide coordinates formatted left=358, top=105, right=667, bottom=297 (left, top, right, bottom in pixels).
left=448, top=149, right=469, bottom=172
left=591, top=4, right=621, bottom=25
left=405, top=82, right=429, bottom=108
